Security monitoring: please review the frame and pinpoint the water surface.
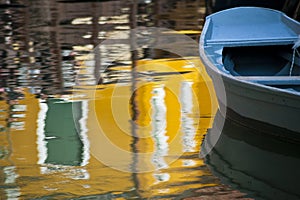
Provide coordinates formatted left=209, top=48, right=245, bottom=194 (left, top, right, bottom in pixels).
left=0, top=0, right=269, bottom=199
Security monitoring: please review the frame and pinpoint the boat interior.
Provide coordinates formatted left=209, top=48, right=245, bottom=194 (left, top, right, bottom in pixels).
left=222, top=45, right=300, bottom=92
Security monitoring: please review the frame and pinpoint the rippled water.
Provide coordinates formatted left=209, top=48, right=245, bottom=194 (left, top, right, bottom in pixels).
left=0, top=1, right=224, bottom=199
left=0, top=0, right=296, bottom=199
left=0, top=58, right=223, bottom=199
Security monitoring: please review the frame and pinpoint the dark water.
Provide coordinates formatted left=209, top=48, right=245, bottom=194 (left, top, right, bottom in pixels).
left=203, top=112, right=300, bottom=200
left=0, top=0, right=296, bottom=199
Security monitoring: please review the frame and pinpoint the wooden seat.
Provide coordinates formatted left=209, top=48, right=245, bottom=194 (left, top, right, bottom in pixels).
left=236, top=76, right=300, bottom=85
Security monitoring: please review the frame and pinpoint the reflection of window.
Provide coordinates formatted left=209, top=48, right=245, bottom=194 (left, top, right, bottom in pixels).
left=11, top=105, right=26, bottom=112
left=10, top=121, right=25, bottom=130
left=153, top=173, right=170, bottom=183
left=11, top=114, right=26, bottom=118
left=9, top=103, right=26, bottom=130
left=37, top=98, right=90, bottom=179
left=3, top=166, right=21, bottom=199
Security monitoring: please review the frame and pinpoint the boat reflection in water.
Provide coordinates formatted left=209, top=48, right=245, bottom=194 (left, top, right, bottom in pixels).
left=202, top=111, right=300, bottom=200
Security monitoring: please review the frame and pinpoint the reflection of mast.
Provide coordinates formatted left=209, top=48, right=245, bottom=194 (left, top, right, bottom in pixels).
left=130, top=0, right=138, bottom=121
left=50, top=0, right=64, bottom=93
left=129, top=0, right=142, bottom=198
left=92, top=2, right=102, bottom=84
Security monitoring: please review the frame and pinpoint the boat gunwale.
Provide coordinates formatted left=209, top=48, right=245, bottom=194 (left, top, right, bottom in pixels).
left=203, top=7, right=300, bottom=46
left=199, top=8, right=300, bottom=102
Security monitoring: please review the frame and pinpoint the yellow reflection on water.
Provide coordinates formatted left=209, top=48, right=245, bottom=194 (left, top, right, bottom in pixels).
left=0, top=57, right=217, bottom=199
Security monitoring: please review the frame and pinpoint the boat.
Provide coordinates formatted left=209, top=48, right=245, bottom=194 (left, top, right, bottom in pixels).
left=199, top=7, right=300, bottom=139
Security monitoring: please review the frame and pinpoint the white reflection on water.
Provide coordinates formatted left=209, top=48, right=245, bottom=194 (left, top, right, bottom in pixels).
left=37, top=100, right=48, bottom=165
left=4, top=166, right=18, bottom=184
left=78, top=100, right=90, bottom=167
left=180, top=81, right=196, bottom=152
left=4, top=166, right=20, bottom=200
left=5, top=188, right=21, bottom=200
left=151, top=86, right=169, bottom=170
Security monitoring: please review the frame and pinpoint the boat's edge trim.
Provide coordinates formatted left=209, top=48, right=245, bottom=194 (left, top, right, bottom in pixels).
left=206, top=39, right=297, bottom=47
left=206, top=6, right=284, bottom=20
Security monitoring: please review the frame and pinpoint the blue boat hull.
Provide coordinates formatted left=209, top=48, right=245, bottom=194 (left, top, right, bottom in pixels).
left=200, top=7, right=300, bottom=134
left=209, top=65, right=300, bottom=134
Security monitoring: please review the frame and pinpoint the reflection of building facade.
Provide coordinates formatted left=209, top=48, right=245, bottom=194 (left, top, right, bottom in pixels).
left=0, top=0, right=223, bottom=198
left=0, top=57, right=218, bottom=199
left=132, top=59, right=217, bottom=198
left=0, top=92, right=134, bottom=198
left=154, top=0, right=205, bottom=30
left=0, top=0, right=207, bottom=91
left=0, top=0, right=132, bottom=92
